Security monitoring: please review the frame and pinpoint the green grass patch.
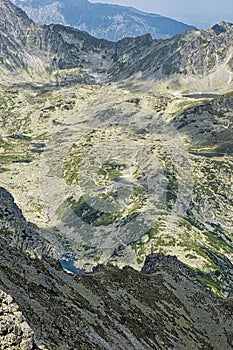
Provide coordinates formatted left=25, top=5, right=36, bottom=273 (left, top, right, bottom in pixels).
left=57, top=196, right=116, bottom=226
left=196, top=270, right=224, bottom=298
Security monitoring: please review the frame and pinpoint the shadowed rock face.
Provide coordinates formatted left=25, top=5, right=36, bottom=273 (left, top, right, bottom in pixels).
left=0, top=187, right=233, bottom=349
left=0, top=187, right=58, bottom=258
left=141, top=253, right=197, bottom=277
left=11, top=0, right=196, bottom=41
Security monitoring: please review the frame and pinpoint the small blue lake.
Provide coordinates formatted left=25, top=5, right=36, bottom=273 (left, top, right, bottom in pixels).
left=59, top=254, right=86, bottom=275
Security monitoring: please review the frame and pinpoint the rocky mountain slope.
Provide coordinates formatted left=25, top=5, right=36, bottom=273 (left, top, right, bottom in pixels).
left=11, top=0, right=195, bottom=41
left=0, top=187, right=232, bottom=349
left=0, top=289, right=41, bottom=350
left=0, top=0, right=232, bottom=299
left=0, top=186, right=57, bottom=258
left=0, top=1, right=232, bottom=90
left=1, top=81, right=232, bottom=296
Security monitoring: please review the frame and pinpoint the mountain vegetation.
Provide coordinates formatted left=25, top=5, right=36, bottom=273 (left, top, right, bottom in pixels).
left=0, top=1, right=232, bottom=348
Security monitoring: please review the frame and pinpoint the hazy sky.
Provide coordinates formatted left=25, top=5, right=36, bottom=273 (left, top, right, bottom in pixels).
left=89, top=0, right=233, bottom=28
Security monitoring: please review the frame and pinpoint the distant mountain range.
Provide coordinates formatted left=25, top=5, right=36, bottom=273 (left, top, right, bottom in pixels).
left=11, top=0, right=196, bottom=41
left=1, top=0, right=232, bottom=91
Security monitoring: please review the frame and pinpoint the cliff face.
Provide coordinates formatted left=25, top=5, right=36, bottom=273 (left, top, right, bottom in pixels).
left=110, top=21, right=233, bottom=90
left=0, top=0, right=32, bottom=32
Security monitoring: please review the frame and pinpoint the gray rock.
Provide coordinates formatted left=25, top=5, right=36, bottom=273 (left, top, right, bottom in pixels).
left=0, top=289, right=38, bottom=350
left=0, top=189, right=232, bottom=349
left=0, top=187, right=58, bottom=259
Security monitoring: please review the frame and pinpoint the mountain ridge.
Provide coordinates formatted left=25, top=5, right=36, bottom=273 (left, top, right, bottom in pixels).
left=11, top=0, right=196, bottom=41
left=0, top=0, right=232, bottom=92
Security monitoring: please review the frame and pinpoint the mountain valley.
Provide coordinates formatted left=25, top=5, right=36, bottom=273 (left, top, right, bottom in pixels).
left=0, top=0, right=233, bottom=348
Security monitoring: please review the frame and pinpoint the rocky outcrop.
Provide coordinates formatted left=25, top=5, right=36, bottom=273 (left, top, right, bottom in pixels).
left=0, top=0, right=32, bottom=33
left=0, top=290, right=39, bottom=350
left=142, top=253, right=233, bottom=297
left=174, top=92, right=233, bottom=148
left=110, top=21, right=233, bottom=84
left=0, top=236, right=233, bottom=349
left=0, top=187, right=58, bottom=259
left=141, top=252, right=196, bottom=278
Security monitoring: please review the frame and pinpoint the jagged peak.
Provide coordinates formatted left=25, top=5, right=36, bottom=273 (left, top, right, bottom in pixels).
left=212, top=21, right=233, bottom=35
left=117, top=33, right=153, bottom=45
left=0, top=0, right=33, bottom=33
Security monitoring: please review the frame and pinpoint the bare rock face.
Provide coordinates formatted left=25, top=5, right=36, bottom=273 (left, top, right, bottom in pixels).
left=0, top=188, right=232, bottom=349
left=141, top=253, right=196, bottom=278
left=0, top=289, right=38, bottom=350
left=0, top=0, right=32, bottom=33
left=0, top=236, right=233, bottom=350
left=0, top=187, right=58, bottom=259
